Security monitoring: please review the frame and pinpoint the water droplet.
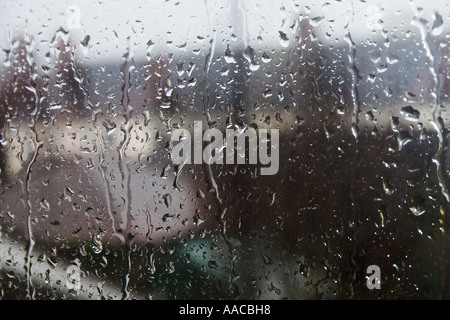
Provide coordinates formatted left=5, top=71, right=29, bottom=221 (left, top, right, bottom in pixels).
left=401, top=106, right=420, bottom=122
left=431, top=12, right=444, bottom=36
left=208, top=260, right=218, bottom=270
left=162, top=213, right=174, bottom=222
left=278, top=31, right=289, bottom=48
left=224, top=47, right=236, bottom=64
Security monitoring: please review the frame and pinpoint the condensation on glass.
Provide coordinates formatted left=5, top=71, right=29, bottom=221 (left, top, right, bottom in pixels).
left=0, top=0, right=449, bottom=299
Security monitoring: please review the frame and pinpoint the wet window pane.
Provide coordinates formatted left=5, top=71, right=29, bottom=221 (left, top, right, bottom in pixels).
left=0, top=0, right=449, bottom=300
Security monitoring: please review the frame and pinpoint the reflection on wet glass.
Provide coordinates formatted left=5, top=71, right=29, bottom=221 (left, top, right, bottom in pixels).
left=0, top=0, right=449, bottom=299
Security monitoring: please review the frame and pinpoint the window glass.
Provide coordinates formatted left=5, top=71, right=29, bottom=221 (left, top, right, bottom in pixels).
left=0, top=0, right=449, bottom=299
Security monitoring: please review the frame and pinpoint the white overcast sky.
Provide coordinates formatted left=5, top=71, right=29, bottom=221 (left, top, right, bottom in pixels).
left=0, top=0, right=448, bottom=64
